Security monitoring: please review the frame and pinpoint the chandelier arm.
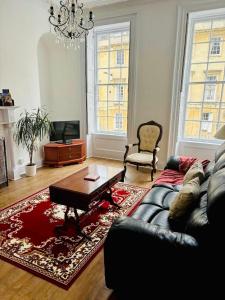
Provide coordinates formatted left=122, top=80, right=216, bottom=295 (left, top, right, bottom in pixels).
left=78, top=20, right=94, bottom=31
left=54, top=25, right=70, bottom=39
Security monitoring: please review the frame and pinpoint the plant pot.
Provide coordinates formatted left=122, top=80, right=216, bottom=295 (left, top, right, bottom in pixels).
left=25, top=164, right=37, bottom=177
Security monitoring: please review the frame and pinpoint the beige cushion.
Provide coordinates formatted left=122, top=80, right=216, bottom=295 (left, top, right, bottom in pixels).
left=169, top=177, right=200, bottom=220
left=139, top=125, right=160, bottom=152
left=126, top=152, right=158, bottom=164
left=183, top=161, right=204, bottom=185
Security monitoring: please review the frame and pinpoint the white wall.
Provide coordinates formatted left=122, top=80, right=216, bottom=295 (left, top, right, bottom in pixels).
left=0, top=0, right=49, bottom=177
left=38, top=34, right=86, bottom=137
left=91, top=0, right=225, bottom=167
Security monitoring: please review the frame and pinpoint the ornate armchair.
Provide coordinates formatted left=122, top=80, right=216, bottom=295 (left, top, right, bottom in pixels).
left=123, top=121, right=163, bottom=181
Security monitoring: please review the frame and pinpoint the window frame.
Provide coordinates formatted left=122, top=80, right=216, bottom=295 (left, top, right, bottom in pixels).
left=180, top=13, right=225, bottom=143
left=93, top=22, right=130, bottom=136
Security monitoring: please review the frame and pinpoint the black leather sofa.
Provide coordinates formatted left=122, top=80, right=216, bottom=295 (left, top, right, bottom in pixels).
left=104, top=143, right=225, bottom=298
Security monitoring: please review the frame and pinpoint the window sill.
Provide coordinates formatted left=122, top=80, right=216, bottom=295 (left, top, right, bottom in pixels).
left=92, top=133, right=127, bottom=140
left=178, top=139, right=223, bottom=149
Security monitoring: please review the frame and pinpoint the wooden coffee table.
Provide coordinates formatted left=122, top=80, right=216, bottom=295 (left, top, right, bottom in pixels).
left=49, top=164, right=125, bottom=239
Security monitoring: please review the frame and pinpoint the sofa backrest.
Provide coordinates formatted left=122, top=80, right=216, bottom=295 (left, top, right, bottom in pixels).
left=215, top=142, right=225, bottom=162
left=207, top=168, right=225, bottom=227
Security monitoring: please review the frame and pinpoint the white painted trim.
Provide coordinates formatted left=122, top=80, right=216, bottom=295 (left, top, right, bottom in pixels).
left=167, top=6, right=188, bottom=158
left=90, top=13, right=137, bottom=142
left=169, top=1, right=225, bottom=157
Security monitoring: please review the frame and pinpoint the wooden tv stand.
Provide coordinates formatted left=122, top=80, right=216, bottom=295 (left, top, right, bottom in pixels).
left=44, top=139, right=86, bottom=167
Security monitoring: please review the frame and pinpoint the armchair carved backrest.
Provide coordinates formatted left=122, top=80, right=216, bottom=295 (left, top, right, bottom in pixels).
left=137, top=121, right=163, bottom=153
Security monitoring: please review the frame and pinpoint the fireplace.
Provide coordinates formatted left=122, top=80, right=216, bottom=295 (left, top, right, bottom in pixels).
left=0, top=137, right=8, bottom=187
left=0, top=106, right=20, bottom=180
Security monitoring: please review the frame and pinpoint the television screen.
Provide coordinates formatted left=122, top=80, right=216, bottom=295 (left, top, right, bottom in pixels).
left=50, top=121, right=80, bottom=143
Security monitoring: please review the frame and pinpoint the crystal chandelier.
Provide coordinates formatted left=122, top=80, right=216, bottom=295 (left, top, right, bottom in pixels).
left=48, top=0, right=94, bottom=49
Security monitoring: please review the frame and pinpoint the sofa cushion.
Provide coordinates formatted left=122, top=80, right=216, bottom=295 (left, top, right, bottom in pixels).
left=183, top=161, right=204, bottom=184
left=185, top=193, right=209, bottom=243
left=204, top=161, right=215, bottom=179
left=169, top=177, right=200, bottom=220
left=215, top=141, right=225, bottom=162
left=132, top=185, right=179, bottom=230
left=213, top=153, right=225, bottom=173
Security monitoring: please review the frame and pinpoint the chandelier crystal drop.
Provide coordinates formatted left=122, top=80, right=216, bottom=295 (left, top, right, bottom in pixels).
left=48, top=0, right=94, bottom=48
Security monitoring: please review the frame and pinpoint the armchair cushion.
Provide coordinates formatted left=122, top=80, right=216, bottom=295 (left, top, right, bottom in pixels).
left=139, top=125, right=161, bottom=152
left=125, top=152, right=158, bottom=164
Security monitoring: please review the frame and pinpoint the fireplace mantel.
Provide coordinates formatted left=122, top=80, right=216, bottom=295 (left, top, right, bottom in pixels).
left=0, top=106, right=20, bottom=180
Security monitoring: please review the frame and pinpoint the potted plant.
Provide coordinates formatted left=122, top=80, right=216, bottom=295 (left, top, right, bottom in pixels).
left=14, top=108, right=52, bottom=176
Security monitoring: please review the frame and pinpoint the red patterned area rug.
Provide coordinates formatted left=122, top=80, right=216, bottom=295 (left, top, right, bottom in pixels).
left=0, top=182, right=149, bottom=289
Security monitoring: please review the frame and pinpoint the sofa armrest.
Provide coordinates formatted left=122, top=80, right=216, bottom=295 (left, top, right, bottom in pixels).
left=104, top=216, right=199, bottom=289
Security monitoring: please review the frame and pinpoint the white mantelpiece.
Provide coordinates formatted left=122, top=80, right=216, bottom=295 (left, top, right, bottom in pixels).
left=0, top=106, right=20, bottom=180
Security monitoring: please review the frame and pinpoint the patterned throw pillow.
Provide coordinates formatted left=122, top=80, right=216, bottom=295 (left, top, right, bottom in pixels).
left=169, top=177, right=200, bottom=220
left=183, top=161, right=204, bottom=185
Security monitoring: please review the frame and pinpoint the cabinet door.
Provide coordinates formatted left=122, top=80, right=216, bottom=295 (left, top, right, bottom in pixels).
left=59, top=148, right=71, bottom=161
left=71, top=145, right=82, bottom=159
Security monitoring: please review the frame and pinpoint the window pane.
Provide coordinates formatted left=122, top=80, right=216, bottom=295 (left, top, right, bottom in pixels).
left=190, top=64, right=207, bottom=82
left=97, top=117, right=108, bottom=131
left=121, top=68, right=129, bottom=83
left=193, top=21, right=211, bottom=43
left=207, top=63, right=225, bottom=80
left=98, top=86, right=107, bottom=101
left=109, top=68, right=121, bottom=83
left=122, top=31, right=130, bottom=49
left=200, top=122, right=217, bottom=139
left=219, top=104, right=225, bottom=122
left=98, top=52, right=109, bottom=68
left=186, top=103, right=201, bottom=120
left=187, top=84, right=205, bottom=102
left=110, top=32, right=122, bottom=51
left=202, top=103, right=219, bottom=120
left=209, top=41, right=225, bottom=62
left=184, top=121, right=200, bottom=138
left=97, top=34, right=109, bottom=51
left=95, top=25, right=130, bottom=135
left=183, top=15, right=225, bottom=141
left=98, top=69, right=109, bottom=84
left=191, top=43, right=210, bottom=63
left=96, top=102, right=107, bottom=116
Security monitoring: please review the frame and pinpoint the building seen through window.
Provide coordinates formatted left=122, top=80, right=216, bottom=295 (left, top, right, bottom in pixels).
left=183, top=17, right=225, bottom=140
left=95, top=23, right=130, bottom=135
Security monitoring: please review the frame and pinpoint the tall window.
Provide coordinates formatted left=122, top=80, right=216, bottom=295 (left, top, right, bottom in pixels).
left=182, top=14, right=225, bottom=140
left=95, top=23, right=130, bottom=135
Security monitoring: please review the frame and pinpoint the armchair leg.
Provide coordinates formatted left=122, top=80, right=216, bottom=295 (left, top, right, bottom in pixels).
left=122, top=164, right=127, bottom=182
left=151, top=169, right=154, bottom=181
left=136, top=165, right=139, bottom=171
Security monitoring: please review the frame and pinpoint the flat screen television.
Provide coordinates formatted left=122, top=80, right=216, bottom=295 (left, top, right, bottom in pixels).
left=50, top=121, right=80, bottom=144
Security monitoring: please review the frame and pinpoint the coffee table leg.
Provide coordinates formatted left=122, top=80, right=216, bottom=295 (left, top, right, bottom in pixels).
left=55, top=206, right=70, bottom=234
left=73, top=208, right=92, bottom=241
left=104, top=188, right=121, bottom=209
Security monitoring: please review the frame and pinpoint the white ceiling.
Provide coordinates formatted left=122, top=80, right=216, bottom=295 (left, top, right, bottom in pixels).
left=85, top=0, right=129, bottom=6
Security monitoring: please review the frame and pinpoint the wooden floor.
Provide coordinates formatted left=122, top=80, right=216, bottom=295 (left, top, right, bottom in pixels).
left=0, top=158, right=159, bottom=300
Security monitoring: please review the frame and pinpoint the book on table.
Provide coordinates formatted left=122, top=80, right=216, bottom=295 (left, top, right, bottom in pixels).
left=84, top=173, right=100, bottom=181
